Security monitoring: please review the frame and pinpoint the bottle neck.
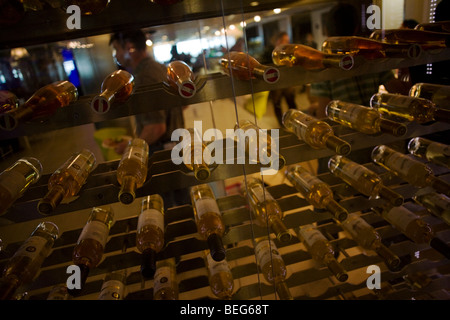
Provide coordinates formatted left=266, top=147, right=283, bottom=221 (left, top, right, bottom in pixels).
left=373, top=243, right=401, bottom=271
left=378, top=118, right=407, bottom=136
left=38, top=185, right=66, bottom=215
left=252, top=66, right=280, bottom=84
left=269, top=215, right=292, bottom=243
left=325, top=199, right=348, bottom=222
left=323, top=253, right=348, bottom=282
left=119, top=176, right=137, bottom=204
left=325, top=135, right=351, bottom=155
left=0, top=276, right=20, bottom=300
left=322, top=54, right=354, bottom=70
left=378, top=185, right=404, bottom=207
left=274, top=280, right=293, bottom=300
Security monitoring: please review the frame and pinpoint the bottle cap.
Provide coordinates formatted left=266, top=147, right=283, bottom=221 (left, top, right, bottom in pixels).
left=140, top=248, right=157, bottom=279
left=67, top=264, right=90, bottom=297
left=271, top=216, right=292, bottom=243
left=207, top=233, right=226, bottom=262
left=195, top=166, right=210, bottom=181
left=325, top=200, right=348, bottom=222
left=326, top=258, right=348, bottom=282
left=379, top=118, right=407, bottom=137
left=430, top=237, right=450, bottom=260
left=37, top=186, right=66, bottom=215
left=325, top=135, right=351, bottom=155
left=374, top=244, right=402, bottom=272
left=178, top=80, right=196, bottom=98
left=91, top=95, right=111, bottom=114
left=118, top=176, right=136, bottom=205
left=0, top=112, right=18, bottom=131
left=262, top=67, right=280, bottom=84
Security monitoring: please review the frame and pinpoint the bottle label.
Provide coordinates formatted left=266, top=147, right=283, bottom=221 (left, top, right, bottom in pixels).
left=154, top=266, right=173, bottom=292
left=65, top=155, right=91, bottom=178
left=194, top=198, right=220, bottom=219
left=78, top=220, right=109, bottom=248
left=297, top=171, right=322, bottom=188
left=342, top=162, right=367, bottom=182
left=298, top=226, right=326, bottom=247
left=386, top=152, right=416, bottom=176
left=342, top=214, right=370, bottom=238
left=251, top=185, right=272, bottom=203
left=137, top=209, right=164, bottom=233
left=255, top=239, right=282, bottom=267
left=14, top=235, right=48, bottom=260
left=386, top=94, right=414, bottom=108
left=126, top=146, right=147, bottom=164
left=293, top=115, right=316, bottom=139
left=207, top=253, right=231, bottom=276
left=98, top=280, right=125, bottom=300
left=0, top=170, right=28, bottom=198
left=337, top=104, right=362, bottom=124
left=382, top=206, right=417, bottom=232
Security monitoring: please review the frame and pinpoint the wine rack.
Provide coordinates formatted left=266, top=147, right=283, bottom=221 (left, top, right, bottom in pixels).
left=1, top=0, right=450, bottom=301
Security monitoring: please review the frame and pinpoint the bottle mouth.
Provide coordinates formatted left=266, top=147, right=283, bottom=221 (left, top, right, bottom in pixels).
left=119, top=191, right=135, bottom=205
left=195, top=167, right=210, bottom=181
left=91, top=96, right=110, bottom=114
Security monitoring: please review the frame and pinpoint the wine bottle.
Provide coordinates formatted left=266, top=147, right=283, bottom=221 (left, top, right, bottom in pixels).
left=38, top=149, right=96, bottom=215
left=328, top=155, right=404, bottom=206
left=415, top=21, right=450, bottom=33
left=46, top=285, right=70, bottom=300
left=241, top=177, right=291, bottom=242
left=408, top=137, right=450, bottom=169
left=0, top=221, right=59, bottom=300
left=285, top=164, right=348, bottom=221
left=272, top=43, right=354, bottom=70
left=182, top=128, right=211, bottom=181
left=340, top=212, right=401, bottom=270
left=369, top=28, right=450, bottom=49
left=0, top=157, right=43, bottom=216
left=204, top=250, right=234, bottom=300
left=282, top=109, right=351, bottom=155
left=0, top=90, right=19, bottom=114
left=0, top=81, right=78, bottom=131
left=98, top=270, right=127, bottom=300
left=235, top=119, right=286, bottom=171
left=220, top=51, right=280, bottom=84
left=371, top=145, right=450, bottom=197
left=91, top=70, right=135, bottom=114
left=136, top=194, right=165, bottom=279
left=373, top=205, right=450, bottom=259
left=322, top=36, right=422, bottom=59
left=297, top=224, right=348, bottom=282
left=409, top=83, right=450, bottom=109
left=191, top=184, right=226, bottom=261
left=413, top=188, right=450, bottom=226
left=117, top=138, right=149, bottom=204
left=370, top=93, right=450, bottom=124
left=153, top=258, right=178, bottom=300
left=326, top=100, right=407, bottom=136
left=64, top=0, right=111, bottom=15
left=254, top=236, right=293, bottom=300
left=71, top=206, right=114, bottom=295
left=166, top=60, right=197, bottom=98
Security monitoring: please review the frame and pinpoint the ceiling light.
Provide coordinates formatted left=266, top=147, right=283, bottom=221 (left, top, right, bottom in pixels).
left=254, top=15, right=261, bottom=22
left=273, top=8, right=281, bottom=14
left=250, top=1, right=259, bottom=6
left=146, top=39, right=153, bottom=46
left=215, top=30, right=221, bottom=36
left=240, top=21, right=247, bottom=27
left=229, top=24, right=235, bottom=30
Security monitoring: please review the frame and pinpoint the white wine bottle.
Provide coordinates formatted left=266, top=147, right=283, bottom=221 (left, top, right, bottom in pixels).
left=153, top=258, right=178, bottom=300
left=182, top=128, right=211, bottom=181
left=408, top=137, right=450, bottom=169
left=409, top=83, right=450, bottom=110
left=98, top=270, right=127, bottom=300
left=328, top=155, right=404, bottom=206
left=371, top=145, right=450, bottom=197
left=204, top=250, right=234, bottom=300
left=413, top=188, right=450, bottom=226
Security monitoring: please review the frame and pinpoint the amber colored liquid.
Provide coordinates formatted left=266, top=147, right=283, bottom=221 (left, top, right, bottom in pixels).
left=260, top=256, right=287, bottom=284
left=99, top=70, right=134, bottom=102
left=370, top=29, right=449, bottom=47
left=47, top=160, right=94, bottom=198
left=409, top=83, right=450, bottom=109
left=183, top=144, right=210, bottom=179
left=153, top=265, right=178, bottom=300
left=220, top=51, right=266, bottom=80
left=209, top=271, right=234, bottom=299
left=23, top=81, right=78, bottom=120
left=136, top=224, right=164, bottom=253
left=72, top=238, right=105, bottom=269
left=196, top=211, right=225, bottom=239
left=117, top=157, right=147, bottom=188
left=167, top=61, right=195, bottom=90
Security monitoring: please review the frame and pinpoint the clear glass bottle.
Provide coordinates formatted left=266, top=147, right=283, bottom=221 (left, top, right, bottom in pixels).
left=220, top=51, right=280, bottom=84
left=285, top=165, right=348, bottom=221
left=98, top=270, right=127, bottom=300
left=182, top=128, right=211, bottom=181
left=117, top=138, right=149, bottom=204
left=370, top=92, right=450, bottom=124
left=0, top=81, right=78, bottom=131
left=408, top=137, right=450, bottom=169
left=322, top=36, right=422, bottom=59
left=204, top=250, right=234, bottom=300
left=254, top=236, right=293, bottom=300
left=166, top=60, right=197, bottom=98
left=0, top=90, right=19, bottom=114
left=413, top=189, right=450, bottom=226
left=46, top=285, right=70, bottom=300
left=369, top=28, right=450, bottom=49
left=0, top=221, right=59, bottom=300
left=340, top=213, right=401, bottom=271
left=272, top=43, right=354, bottom=70
left=326, top=100, right=407, bottom=136
left=38, top=149, right=97, bottom=215
left=328, top=155, right=404, bottom=206
left=297, top=224, right=348, bottom=282
left=136, top=194, right=165, bottom=279
left=282, top=109, right=351, bottom=155
left=409, top=83, right=450, bottom=110
left=71, top=206, right=114, bottom=294
left=0, top=157, right=42, bottom=216
left=235, top=119, right=286, bottom=171
left=373, top=205, right=450, bottom=259
left=415, top=21, right=450, bottom=33
left=241, top=177, right=291, bottom=242
left=90, top=70, right=135, bottom=114
left=153, top=258, right=178, bottom=300
left=371, top=145, right=450, bottom=197
left=190, top=184, right=226, bottom=261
